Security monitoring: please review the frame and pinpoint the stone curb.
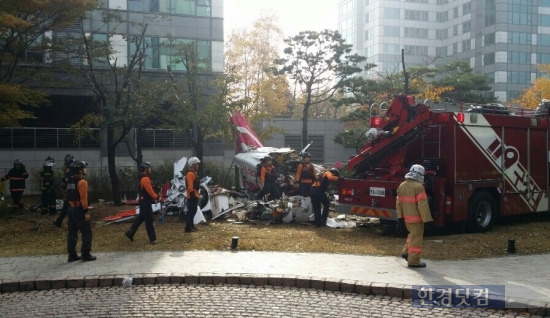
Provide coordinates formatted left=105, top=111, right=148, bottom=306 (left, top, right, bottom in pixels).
left=1, top=274, right=548, bottom=315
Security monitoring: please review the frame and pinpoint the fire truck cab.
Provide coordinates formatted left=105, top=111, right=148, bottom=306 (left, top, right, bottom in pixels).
left=336, top=95, right=549, bottom=232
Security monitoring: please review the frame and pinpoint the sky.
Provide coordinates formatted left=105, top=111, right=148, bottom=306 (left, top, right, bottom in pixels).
left=223, top=0, right=339, bottom=40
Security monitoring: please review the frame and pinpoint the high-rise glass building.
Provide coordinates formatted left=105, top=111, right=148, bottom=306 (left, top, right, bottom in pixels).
left=338, top=0, right=550, bottom=102
left=42, top=0, right=223, bottom=124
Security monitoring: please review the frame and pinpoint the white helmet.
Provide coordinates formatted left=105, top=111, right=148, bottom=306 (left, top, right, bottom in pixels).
left=409, top=164, right=425, bottom=176
left=188, top=157, right=201, bottom=166
left=405, top=164, right=425, bottom=183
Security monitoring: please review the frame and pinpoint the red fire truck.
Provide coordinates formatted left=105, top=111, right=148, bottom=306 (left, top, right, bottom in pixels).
left=336, top=95, right=549, bottom=232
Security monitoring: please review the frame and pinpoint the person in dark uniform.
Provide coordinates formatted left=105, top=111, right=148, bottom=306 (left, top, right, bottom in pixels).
left=125, top=162, right=161, bottom=244
left=260, top=156, right=280, bottom=201
left=185, top=157, right=201, bottom=233
left=66, top=160, right=96, bottom=262
left=1, top=159, right=29, bottom=210
left=39, top=156, right=57, bottom=215
left=53, top=154, right=74, bottom=228
left=310, top=168, right=339, bottom=227
left=294, top=152, right=316, bottom=197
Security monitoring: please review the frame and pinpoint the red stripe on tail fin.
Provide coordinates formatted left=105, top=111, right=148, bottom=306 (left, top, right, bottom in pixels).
left=230, top=112, right=264, bottom=153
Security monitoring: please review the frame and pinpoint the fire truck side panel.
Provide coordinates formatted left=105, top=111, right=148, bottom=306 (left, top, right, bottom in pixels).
left=456, top=113, right=549, bottom=216
left=337, top=95, right=549, bottom=231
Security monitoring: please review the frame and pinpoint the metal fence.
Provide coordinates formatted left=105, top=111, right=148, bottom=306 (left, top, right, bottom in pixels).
left=0, top=128, right=204, bottom=149
left=0, top=128, right=101, bottom=149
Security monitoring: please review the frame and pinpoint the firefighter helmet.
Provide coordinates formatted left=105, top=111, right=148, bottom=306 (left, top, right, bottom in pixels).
left=329, top=168, right=340, bottom=176
left=139, top=161, right=151, bottom=172
left=188, top=157, right=201, bottom=166
left=43, top=156, right=55, bottom=167
left=264, top=156, right=273, bottom=162
left=409, top=164, right=425, bottom=176
left=14, top=159, right=23, bottom=165
left=70, top=160, right=88, bottom=174
left=301, top=152, right=311, bottom=159
left=64, top=154, right=74, bottom=164
left=405, top=164, right=425, bottom=183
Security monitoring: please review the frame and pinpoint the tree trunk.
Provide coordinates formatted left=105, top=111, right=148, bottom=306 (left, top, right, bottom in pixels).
left=107, top=126, right=122, bottom=206
left=196, top=127, right=205, bottom=176
left=135, top=127, right=143, bottom=171
left=302, top=97, right=311, bottom=149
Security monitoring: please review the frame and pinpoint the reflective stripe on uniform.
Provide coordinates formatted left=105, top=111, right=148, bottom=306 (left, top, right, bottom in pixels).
left=398, top=192, right=427, bottom=203
left=404, top=215, right=423, bottom=223
left=408, top=245, right=422, bottom=254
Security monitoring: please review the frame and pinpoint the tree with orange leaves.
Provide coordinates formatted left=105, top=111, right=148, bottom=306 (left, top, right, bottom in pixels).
left=512, top=65, right=550, bottom=108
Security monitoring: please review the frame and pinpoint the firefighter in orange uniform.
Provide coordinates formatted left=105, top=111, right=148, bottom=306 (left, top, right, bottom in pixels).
left=260, top=156, right=280, bottom=200
left=294, top=152, right=316, bottom=197
left=125, top=162, right=160, bottom=244
left=66, top=161, right=96, bottom=262
left=185, top=157, right=201, bottom=233
left=396, top=164, right=433, bottom=268
left=310, top=168, right=339, bottom=227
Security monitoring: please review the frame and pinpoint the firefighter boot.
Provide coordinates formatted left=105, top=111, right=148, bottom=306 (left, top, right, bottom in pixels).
left=68, top=253, right=81, bottom=263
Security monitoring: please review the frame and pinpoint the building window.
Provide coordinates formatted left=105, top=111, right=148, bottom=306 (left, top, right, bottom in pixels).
left=405, top=10, right=429, bottom=21
left=462, top=39, right=471, bottom=52
left=539, top=53, right=550, bottom=64
left=404, top=45, right=428, bottom=56
left=508, top=32, right=532, bottom=45
left=486, top=72, right=495, bottom=84
left=133, top=37, right=211, bottom=71
left=463, top=2, right=472, bottom=15
left=126, top=0, right=210, bottom=16
left=437, top=0, right=448, bottom=4
left=484, top=33, right=495, bottom=45
left=365, top=13, right=369, bottom=23
left=436, top=29, right=448, bottom=40
left=462, top=21, right=471, bottom=33
left=541, top=15, right=550, bottom=27
left=453, top=25, right=458, bottom=36
left=383, top=44, right=401, bottom=55
left=542, top=0, right=550, bottom=7
left=437, top=12, right=448, bottom=22
left=508, top=52, right=531, bottom=65
left=453, top=7, right=458, bottom=19
left=507, top=72, right=531, bottom=84
left=453, top=43, right=458, bottom=54
left=404, top=27, right=428, bottom=39
left=539, top=34, right=550, bottom=47
left=364, top=30, right=369, bottom=41
left=436, top=47, right=447, bottom=57
left=384, top=8, right=400, bottom=19
left=384, top=26, right=400, bottom=37
left=508, top=1, right=533, bottom=25
left=484, top=52, right=495, bottom=65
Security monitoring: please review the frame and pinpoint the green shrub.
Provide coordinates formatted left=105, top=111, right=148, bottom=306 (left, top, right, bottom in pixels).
left=202, top=161, right=235, bottom=189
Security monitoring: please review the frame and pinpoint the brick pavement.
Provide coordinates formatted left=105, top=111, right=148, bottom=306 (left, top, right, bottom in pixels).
left=0, top=251, right=549, bottom=315
left=0, top=285, right=538, bottom=318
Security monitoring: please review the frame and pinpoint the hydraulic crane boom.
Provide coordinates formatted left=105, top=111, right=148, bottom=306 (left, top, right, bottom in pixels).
left=347, top=95, right=433, bottom=177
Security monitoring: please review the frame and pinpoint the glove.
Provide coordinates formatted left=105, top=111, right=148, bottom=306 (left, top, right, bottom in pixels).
left=395, top=218, right=405, bottom=233
left=84, top=210, right=90, bottom=222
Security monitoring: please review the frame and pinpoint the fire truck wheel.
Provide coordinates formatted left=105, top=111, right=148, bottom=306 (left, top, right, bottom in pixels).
left=467, top=191, right=497, bottom=233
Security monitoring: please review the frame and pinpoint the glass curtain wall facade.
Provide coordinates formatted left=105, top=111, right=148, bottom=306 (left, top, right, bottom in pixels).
left=88, top=0, right=224, bottom=74
left=339, top=0, right=550, bottom=102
